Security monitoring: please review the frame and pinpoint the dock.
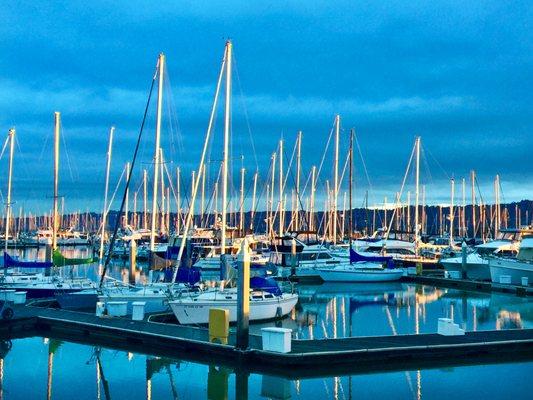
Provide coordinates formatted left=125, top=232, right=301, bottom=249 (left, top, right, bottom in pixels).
left=1, top=305, right=532, bottom=379
left=402, top=275, right=533, bottom=296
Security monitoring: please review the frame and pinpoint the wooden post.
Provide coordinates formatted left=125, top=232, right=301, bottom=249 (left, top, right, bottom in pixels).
left=236, top=238, right=250, bottom=350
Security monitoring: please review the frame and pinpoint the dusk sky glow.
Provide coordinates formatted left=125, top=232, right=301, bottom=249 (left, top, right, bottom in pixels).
left=0, top=1, right=531, bottom=214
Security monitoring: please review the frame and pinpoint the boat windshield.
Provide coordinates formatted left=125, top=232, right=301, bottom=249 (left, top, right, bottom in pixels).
left=497, top=232, right=518, bottom=241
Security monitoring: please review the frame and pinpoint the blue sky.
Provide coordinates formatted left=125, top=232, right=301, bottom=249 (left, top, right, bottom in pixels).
left=0, top=1, right=531, bottom=214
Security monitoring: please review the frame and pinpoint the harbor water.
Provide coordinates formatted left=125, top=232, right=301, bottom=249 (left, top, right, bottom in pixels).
left=0, top=337, right=530, bottom=399
left=2, top=246, right=532, bottom=399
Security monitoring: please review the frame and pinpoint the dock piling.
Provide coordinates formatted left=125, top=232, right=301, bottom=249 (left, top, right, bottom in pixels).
left=461, top=241, right=467, bottom=279
left=236, top=238, right=250, bottom=350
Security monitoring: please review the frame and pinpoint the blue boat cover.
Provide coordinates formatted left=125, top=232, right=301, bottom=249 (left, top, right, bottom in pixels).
left=250, top=276, right=282, bottom=296
left=3, top=252, right=53, bottom=269
left=349, top=248, right=395, bottom=269
left=163, top=266, right=201, bottom=285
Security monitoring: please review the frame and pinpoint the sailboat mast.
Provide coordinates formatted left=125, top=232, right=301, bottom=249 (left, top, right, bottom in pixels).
left=221, top=40, right=232, bottom=254
left=160, top=148, right=165, bottom=233
left=494, top=174, right=500, bottom=238
left=250, top=171, right=258, bottom=231
left=333, top=115, right=340, bottom=244
left=450, top=178, right=455, bottom=246
left=349, top=129, right=354, bottom=262
left=4, top=129, right=15, bottom=253
left=269, top=152, right=276, bottom=236
left=52, top=112, right=61, bottom=250
left=125, top=161, right=130, bottom=227
left=295, top=131, right=302, bottom=231
left=200, top=163, right=206, bottom=227
left=190, top=170, right=195, bottom=226
left=150, top=53, right=165, bottom=251
left=414, top=137, right=420, bottom=254
left=310, top=166, right=316, bottom=231
left=239, top=167, right=245, bottom=234
left=176, top=167, right=181, bottom=233
left=471, top=170, right=476, bottom=238
left=278, top=139, right=284, bottom=237
left=143, top=169, right=148, bottom=230
left=99, top=126, right=114, bottom=264
left=462, top=177, right=466, bottom=237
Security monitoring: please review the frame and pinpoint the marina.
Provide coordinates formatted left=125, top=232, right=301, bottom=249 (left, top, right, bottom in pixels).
left=1, top=2, right=532, bottom=398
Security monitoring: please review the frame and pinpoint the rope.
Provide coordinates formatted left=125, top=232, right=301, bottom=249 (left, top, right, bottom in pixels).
left=99, top=59, right=158, bottom=288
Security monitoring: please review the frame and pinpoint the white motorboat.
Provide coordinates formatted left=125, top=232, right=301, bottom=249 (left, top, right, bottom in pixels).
left=441, top=228, right=528, bottom=280
left=269, top=236, right=343, bottom=279
left=168, top=287, right=298, bottom=324
left=440, top=252, right=490, bottom=280
left=489, top=235, right=533, bottom=286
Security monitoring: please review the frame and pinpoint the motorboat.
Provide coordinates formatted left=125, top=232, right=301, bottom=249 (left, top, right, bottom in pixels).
left=316, top=249, right=403, bottom=282
left=317, top=262, right=404, bottom=282
left=268, top=236, right=343, bottom=279
left=441, top=228, right=530, bottom=280
left=489, top=235, right=533, bottom=286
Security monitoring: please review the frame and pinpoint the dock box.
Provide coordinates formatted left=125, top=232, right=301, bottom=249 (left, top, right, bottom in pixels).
left=106, top=301, right=128, bottom=317
left=438, top=317, right=465, bottom=336
left=261, top=327, right=292, bottom=353
left=499, top=275, right=512, bottom=284
left=13, top=291, right=26, bottom=305
left=132, top=302, right=146, bottom=321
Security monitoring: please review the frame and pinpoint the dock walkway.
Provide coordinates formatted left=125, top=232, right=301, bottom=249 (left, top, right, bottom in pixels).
left=402, top=275, right=533, bottom=296
left=1, top=305, right=532, bottom=378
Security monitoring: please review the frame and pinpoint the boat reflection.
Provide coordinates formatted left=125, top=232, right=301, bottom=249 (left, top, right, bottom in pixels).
left=292, top=282, right=530, bottom=339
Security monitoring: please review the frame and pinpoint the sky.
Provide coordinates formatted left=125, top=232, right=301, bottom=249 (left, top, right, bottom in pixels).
left=0, top=1, right=531, bottom=214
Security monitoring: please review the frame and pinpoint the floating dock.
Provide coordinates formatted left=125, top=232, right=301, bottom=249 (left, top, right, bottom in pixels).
left=1, top=305, right=532, bottom=379
left=402, top=275, right=533, bottom=296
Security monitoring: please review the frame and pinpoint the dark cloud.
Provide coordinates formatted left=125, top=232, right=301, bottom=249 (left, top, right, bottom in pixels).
left=0, top=1, right=530, bottom=212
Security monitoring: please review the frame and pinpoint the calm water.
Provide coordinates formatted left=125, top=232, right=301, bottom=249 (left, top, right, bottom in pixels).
left=0, top=337, right=530, bottom=399
left=4, top=247, right=533, bottom=398
left=12, top=246, right=533, bottom=339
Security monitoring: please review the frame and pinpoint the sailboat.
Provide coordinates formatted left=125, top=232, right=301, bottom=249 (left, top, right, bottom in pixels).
left=169, top=41, right=298, bottom=324
left=1, top=128, right=52, bottom=270
left=0, top=115, right=96, bottom=298
left=317, top=129, right=403, bottom=282
left=92, top=53, right=202, bottom=314
left=0, top=128, right=54, bottom=286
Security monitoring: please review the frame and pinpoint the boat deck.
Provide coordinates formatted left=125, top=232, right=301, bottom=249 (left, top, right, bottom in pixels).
left=1, top=304, right=532, bottom=378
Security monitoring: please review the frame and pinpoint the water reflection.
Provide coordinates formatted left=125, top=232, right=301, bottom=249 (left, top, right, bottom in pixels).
left=0, top=338, right=531, bottom=399
left=285, top=282, right=532, bottom=339
left=9, top=246, right=532, bottom=336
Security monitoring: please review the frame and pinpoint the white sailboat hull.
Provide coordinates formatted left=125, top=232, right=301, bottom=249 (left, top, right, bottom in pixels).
left=169, top=293, right=298, bottom=325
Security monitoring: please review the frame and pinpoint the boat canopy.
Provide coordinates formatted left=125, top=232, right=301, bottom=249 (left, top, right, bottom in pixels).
left=52, top=249, right=97, bottom=267
left=350, top=248, right=395, bottom=269
left=163, top=266, right=201, bottom=285
left=250, top=276, right=282, bottom=296
left=3, top=252, right=53, bottom=269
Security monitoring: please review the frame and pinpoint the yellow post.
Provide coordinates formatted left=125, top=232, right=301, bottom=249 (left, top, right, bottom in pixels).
left=209, top=308, right=229, bottom=344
